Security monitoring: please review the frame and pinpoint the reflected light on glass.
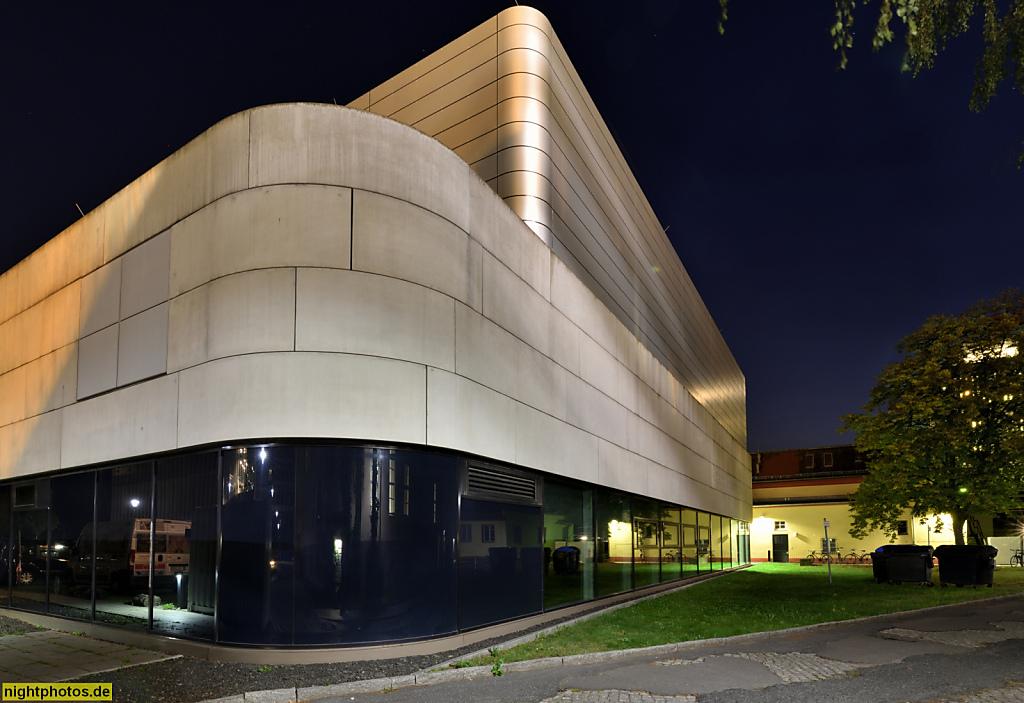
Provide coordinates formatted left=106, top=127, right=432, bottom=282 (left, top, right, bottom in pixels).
left=259, top=448, right=267, bottom=462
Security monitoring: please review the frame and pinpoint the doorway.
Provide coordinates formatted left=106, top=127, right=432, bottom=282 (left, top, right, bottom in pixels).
left=772, top=533, right=789, bottom=563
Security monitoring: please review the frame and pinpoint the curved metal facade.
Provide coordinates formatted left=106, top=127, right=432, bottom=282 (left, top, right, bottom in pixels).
left=352, top=6, right=746, bottom=454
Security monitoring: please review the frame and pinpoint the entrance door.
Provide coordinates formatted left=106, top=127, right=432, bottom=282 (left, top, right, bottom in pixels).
left=772, top=534, right=789, bottom=563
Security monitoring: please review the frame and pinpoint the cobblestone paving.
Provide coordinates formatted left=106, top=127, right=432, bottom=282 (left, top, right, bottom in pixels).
left=652, top=657, right=706, bottom=666
left=653, top=651, right=860, bottom=683
left=541, top=691, right=697, bottom=703
left=927, top=682, right=1024, bottom=702
left=880, top=621, right=1024, bottom=648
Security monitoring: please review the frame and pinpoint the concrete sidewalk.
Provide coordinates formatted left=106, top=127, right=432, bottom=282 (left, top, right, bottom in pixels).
left=0, top=629, right=178, bottom=683
left=201, top=594, right=1024, bottom=703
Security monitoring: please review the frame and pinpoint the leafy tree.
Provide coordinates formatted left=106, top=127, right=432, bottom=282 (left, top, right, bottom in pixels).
left=840, top=290, right=1024, bottom=545
left=719, top=0, right=1024, bottom=162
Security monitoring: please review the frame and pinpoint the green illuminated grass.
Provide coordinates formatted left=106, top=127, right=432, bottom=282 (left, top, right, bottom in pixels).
left=468, top=563, right=1024, bottom=665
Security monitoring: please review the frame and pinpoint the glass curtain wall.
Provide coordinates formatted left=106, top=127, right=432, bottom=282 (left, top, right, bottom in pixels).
left=710, top=515, right=723, bottom=571
left=632, top=498, right=660, bottom=589
left=0, top=443, right=750, bottom=645
left=542, top=481, right=594, bottom=609
left=218, top=446, right=295, bottom=645
left=292, top=447, right=458, bottom=645
left=698, top=512, right=712, bottom=568
left=737, top=521, right=750, bottom=564
left=458, top=498, right=542, bottom=630
left=0, top=488, right=8, bottom=608
left=720, top=517, right=732, bottom=569
left=90, top=463, right=151, bottom=630
left=152, top=452, right=217, bottom=640
left=48, top=472, right=94, bottom=621
left=679, top=509, right=699, bottom=575
left=10, top=483, right=48, bottom=616
left=661, top=508, right=682, bottom=581
left=595, top=491, right=632, bottom=596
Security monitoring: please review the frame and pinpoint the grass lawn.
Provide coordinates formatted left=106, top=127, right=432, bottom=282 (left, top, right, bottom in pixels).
left=467, top=563, right=1024, bottom=665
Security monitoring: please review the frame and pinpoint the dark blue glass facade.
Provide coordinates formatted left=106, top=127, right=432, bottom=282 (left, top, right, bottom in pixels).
left=0, top=443, right=748, bottom=647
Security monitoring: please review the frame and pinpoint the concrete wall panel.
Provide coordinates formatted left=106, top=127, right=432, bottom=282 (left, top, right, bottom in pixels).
left=516, top=340, right=568, bottom=421
left=76, top=324, right=118, bottom=400
left=454, top=303, right=519, bottom=401
left=170, top=185, right=351, bottom=296
left=481, top=251, right=555, bottom=361
left=296, top=268, right=455, bottom=372
left=598, top=437, right=646, bottom=496
left=566, top=375, right=628, bottom=449
left=579, top=332, right=636, bottom=415
left=177, top=353, right=427, bottom=449
left=7, top=65, right=748, bottom=521
left=120, top=230, right=170, bottom=319
left=79, top=259, right=121, bottom=338
left=0, top=366, right=26, bottom=428
left=426, top=368, right=515, bottom=463
left=0, top=214, right=102, bottom=327
left=353, top=190, right=482, bottom=311
left=168, top=268, right=296, bottom=373
left=62, top=375, right=179, bottom=468
left=98, top=111, right=249, bottom=263
left=17, top=284, right=82, bottom=377
left=26, top=344, right=78, bottom=417
left=0, top=411, right=62, bottom=479
left=249, top=106, right=476, bottom=236
left=468, top=187, right=551, bottom=299
left=117, top=302, right=169, bottom=387
left=514, top=402, right=597, bottom=483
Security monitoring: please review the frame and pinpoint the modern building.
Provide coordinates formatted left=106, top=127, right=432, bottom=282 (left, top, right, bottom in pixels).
left=0, top=7, right=750, bottom=655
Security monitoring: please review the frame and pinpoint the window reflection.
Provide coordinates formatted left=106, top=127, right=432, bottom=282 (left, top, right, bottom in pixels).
left=543, top=481, right=593, bottom=609
left=596, top=491, right=632, bottom=597
left=0, top=443, right=750, bottom=646
left=459, top=498, right=542, bottom=629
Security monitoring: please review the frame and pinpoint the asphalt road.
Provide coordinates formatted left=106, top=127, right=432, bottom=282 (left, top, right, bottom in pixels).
left=314, top=595, right=1024, bottom=703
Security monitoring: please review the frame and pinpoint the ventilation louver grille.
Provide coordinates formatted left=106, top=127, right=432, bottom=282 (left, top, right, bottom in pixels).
left=466, top=466, right=536, bottom=501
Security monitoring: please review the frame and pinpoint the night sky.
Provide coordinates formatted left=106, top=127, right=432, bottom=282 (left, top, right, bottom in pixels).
left=3, top=2, right=1022, bottom=453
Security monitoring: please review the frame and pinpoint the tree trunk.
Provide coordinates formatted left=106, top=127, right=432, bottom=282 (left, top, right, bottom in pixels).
left=950, top=511, right=966, bottom=546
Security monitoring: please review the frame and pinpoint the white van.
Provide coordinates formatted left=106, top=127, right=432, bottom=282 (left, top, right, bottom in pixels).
left=72, top=519, right=190, bottom=591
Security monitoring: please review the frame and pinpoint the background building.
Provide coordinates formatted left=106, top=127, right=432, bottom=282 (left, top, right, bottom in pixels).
left=749, top=445, right=996, bottom=563
left=0, top=7, right=750, bottom=653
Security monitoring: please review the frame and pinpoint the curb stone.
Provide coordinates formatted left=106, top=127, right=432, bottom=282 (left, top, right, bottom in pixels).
left=198, top=592, right=1024, bottom=702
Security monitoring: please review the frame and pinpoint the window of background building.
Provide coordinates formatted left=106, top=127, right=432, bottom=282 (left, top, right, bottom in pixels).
left=897, top=520, right=909, bottom=535
left=774, top=520, right=786, bottom=531
left=481, top=525, right=495, bottom=543
left=805, top=453, right=814, bottom=469
left=824, top=452, right=834, bottom=468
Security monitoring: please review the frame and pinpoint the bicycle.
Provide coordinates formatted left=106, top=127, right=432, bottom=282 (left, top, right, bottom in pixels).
left=844, top=549, right=871, bottom=565
left=809, top=550, right=837, bottom=565
left=1010, top=549, right=1023, bottom=568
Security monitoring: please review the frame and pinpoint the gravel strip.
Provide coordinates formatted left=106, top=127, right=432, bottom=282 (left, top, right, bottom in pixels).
left=45, top=604, right=620, bottom=703
left=0, top=613, right=47, bottom=637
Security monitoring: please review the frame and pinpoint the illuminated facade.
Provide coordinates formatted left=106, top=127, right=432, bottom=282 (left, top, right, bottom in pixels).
left=749, top=446, right=980, bottom=562
left=0, top=7, right=750, bottom=653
